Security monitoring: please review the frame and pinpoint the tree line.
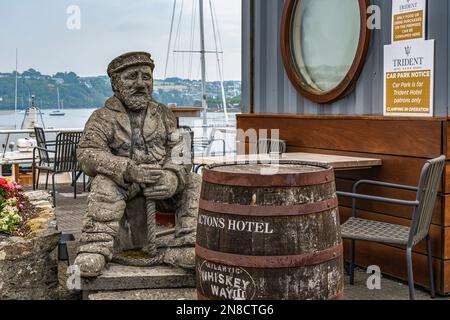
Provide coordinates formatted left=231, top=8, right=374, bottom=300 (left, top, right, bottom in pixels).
left=0, top=69, right=241, bottom=110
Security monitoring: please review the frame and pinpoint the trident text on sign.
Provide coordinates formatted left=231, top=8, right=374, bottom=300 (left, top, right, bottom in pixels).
left=384, top=40, right=434, bottom=117
left=392, top=0, right=426, bottom=42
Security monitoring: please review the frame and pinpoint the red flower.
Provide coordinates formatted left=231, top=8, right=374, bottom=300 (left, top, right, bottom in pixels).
left=0, top=178, right=10, bottom=191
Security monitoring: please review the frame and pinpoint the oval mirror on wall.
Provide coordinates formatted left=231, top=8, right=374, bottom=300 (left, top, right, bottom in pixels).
left=280, top=0, right=371, bottom=104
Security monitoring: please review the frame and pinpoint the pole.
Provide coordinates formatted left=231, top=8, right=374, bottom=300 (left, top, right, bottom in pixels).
left=199, top=0, right=208, bottom=136
left=164, top=0, right=177, bottom=80
left=57, top=86, right=60, bottom=109
left=14, top=48, right=18, bottom=114
left=208, top=0, right=228, bottom=125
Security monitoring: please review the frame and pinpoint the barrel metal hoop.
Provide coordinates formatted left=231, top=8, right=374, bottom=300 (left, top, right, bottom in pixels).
left=197, top=289, right=344, bottom=300
left=199, top=197, right=338, bottom=216
left=195, top=243, right=343, bottom=268
left=202, top=166, right=335, bottom=187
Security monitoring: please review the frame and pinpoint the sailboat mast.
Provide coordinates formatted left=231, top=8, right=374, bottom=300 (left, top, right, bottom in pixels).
left=164, top=0, right=177, bottom=80
left=57, top=86, right=60, bottom=109
left=199, top=0, right=208, bottom=130
left=14, top=48, right=18, bottom=113
left=208, top=0, right=228, bottom=124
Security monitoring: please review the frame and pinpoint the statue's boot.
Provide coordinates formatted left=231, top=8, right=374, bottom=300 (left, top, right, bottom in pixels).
left=175, top=172, right=201, bottom=238
left=73, top=253, right=106, bottom=278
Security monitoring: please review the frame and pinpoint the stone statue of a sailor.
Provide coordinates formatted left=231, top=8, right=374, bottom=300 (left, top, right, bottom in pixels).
left=73, top=52, right=201, bottom=277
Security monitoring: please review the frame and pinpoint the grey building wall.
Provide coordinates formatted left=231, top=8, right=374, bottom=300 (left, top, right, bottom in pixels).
left=241, top=0, right=450, bottom=117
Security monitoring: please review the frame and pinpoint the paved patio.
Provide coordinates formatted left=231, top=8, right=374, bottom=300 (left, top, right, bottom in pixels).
left=48, top=184, right=449, bottom=300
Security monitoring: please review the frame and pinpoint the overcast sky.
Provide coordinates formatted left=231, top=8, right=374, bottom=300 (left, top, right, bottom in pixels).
left=0, top=0, right=242, bottom=80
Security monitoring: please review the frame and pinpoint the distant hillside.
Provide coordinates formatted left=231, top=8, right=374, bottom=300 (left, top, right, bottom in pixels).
left=0, top=69, right=111, bottom=109
left=0, top=69, right=241, bottom=110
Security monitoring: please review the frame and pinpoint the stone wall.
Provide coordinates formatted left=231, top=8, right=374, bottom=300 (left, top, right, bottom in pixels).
left=0, top=191, right=61, bottom=300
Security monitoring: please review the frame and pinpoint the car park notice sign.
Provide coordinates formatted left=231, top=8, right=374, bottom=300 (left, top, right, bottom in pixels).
left=392, top=0, right=426, bottom=42
left=384, top=40, right=434, bottom=117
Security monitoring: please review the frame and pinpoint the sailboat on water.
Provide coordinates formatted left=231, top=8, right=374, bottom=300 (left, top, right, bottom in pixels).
left=49, top=86, right=65, bottom=116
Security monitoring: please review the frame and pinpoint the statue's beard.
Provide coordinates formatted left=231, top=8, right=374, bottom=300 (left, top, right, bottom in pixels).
left=115, top=88, right=152, bottom=111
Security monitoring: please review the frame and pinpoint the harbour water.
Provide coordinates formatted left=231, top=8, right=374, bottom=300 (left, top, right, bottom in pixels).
left=0, top=108, right=239, bottom=155
left=0, top=109, right=96, bottom=130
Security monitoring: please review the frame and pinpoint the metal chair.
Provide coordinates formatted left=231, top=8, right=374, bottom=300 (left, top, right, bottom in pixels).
left=34, top=127, right=54, bottom=148
left=32, top=131, right=83, bottom=207
left=33, top=127, right=56, bottom=190
left=257, top=138, right=287, bottom=154
left=337, top=155, right=446, bottom=300
left=193, top=128, right=226, bottom=156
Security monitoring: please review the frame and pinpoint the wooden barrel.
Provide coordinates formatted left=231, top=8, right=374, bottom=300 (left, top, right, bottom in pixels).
left=195, top=161, right=343, bottom=300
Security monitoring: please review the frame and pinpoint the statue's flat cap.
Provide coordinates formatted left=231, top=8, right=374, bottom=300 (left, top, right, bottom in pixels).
left=107, top=52, right=155, bottom=77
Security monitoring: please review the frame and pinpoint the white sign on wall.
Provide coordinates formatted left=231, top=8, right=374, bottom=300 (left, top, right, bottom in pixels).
left=383, top=40, right=434, bottom=117
left=392, top=0, right=427, bottom=42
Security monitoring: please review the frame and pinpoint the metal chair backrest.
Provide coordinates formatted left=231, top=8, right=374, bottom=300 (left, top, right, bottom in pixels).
left=178, top=125, right=192, bottom=133
left=34, top=127, right=51, bottom=163
left=54, top=132, right=82, bottom=173
left=410, top=155, right=446, bottom=245
left=258, top=139, right=287, bottom=154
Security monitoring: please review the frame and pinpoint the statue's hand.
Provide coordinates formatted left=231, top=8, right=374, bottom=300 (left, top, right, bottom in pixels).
left=125, top=163, right=162, bottom=185
left=142, top=170, right=178, bottom=199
